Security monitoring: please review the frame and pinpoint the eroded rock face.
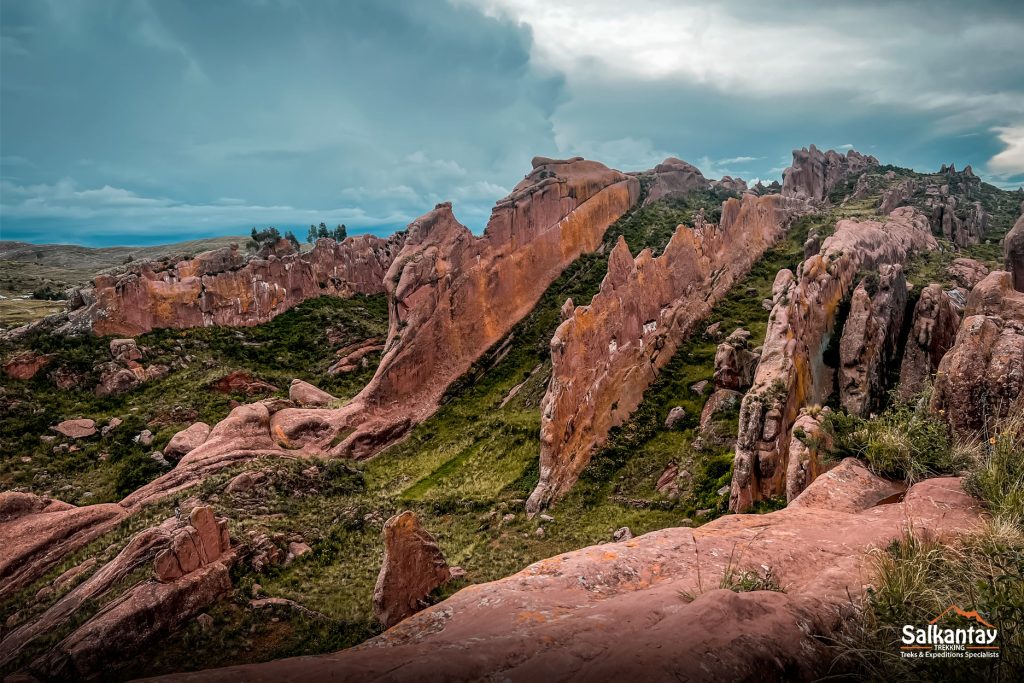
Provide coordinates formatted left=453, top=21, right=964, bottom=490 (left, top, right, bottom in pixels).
left=53, top=234, right=405, bottom=337
left=948, top=258, right=990, bottom=289
left=898, top=284, right=961, bottom=399
left=784, top=409, right=833, bottom=503
left=643, top=157, right=710, bottom=205
left=0, top=506, right=232, bottom=680
left=730, top=208, right=937, bottom=512
left=713, top=328, right=760, bottom=391
left=146, top=468, right=980, bottom=683
left=923, top=167, right=989, bottom=248
left=1006, top=211, right=1024, bottom=292
left=373, top=511, right=451, bottom=629
left=930, top=271, right=1024, bottom=433
left=781, top=145, right=878, bottom=202
left=878, top=178, right=919, bottom=215
left=838, top=264, right=908, bottom=416
left=529, top=193, right=806, bottom=512
left=270, top=157, right=639, bottom=461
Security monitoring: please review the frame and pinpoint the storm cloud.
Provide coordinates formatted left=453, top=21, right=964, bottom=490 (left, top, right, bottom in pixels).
left=2, top=0, right=1022, bottom=245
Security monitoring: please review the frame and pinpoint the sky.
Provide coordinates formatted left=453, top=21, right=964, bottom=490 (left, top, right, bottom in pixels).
left=2, top=0, right=1023, bottom=247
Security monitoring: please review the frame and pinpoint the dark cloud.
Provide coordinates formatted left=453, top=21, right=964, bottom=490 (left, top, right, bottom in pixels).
left=1, top=0, right=1021, bottom=246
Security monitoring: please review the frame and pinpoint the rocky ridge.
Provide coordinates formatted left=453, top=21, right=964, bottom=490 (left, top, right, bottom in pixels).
left=729, top=207, right=937, bottom=512
left=529, top=192, right=806, bottom=512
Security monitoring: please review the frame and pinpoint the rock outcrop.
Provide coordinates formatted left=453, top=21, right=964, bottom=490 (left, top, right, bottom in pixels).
left=288, top=379, right=337, bottom=407
left=781, top=145, right=878, bottom=202
left=947, top=257, right=990, bottom=289
left=163, top=422, right=212, bottom=463
left=837, top=264, right=908, bottom=416
left=730, top=208, right=937, bottom=512
left=145, top=465, right=980, bottom=683
left=269, top=157, right=639, bottom=460
left=783, top=408, right=833, bottom=503
left=50, top=234, right=405, bottom=337
left=930, top=271, right=1024, bottom=433
left=642, top=157, right=710, bottom=206
left=713, top=328, right=760, bottom=391
left=528, top=193, right=806, bottom=512
left=923, top=167, right=988, bottom=247
left=898, top=284, right=961, bottom=399
left=95, top=338, right=169, bottom=397
left=2, top=351, right=53, bottom=380
left=878, top=177, right=919, bottom=215
left=372, top=511, right=452, bottom=629
left=1006, top=211, right=1024, bottom=292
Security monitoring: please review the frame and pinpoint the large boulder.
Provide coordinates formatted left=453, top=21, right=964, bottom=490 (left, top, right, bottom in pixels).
left=643, top=157, right=710, bottom=206
left=372, top=511, right=451, bottom=629
left=2, top=351, right=54, bottom=380
left=713, top=328, right=760, bottom=392
left=288, top=379, right=337, bottom=407
left=163, top=422, right=212, bottom=463
left=52, top=419, right=96, bottom=439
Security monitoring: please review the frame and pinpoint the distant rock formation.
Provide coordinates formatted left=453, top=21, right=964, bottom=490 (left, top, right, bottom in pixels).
left=730, top=207, right=937, bottom=512
left=373, top=511, right=451, bottom=629
left=269, top=157, right=639, bottom=460
left=528, top=193, right=806, bottom=512
left=898, top=284, right=961, bottom=399
left=923, top=166, right=989, bottom=247
left=44, top=234, right=405, bottom=337
left=143, top=465, right=980, bottom=683
left=643, top=157, right=710, bottom=205
left=931, top=271, right=1024, bottom=432
left=781, top=145, right=878, bottom=202
left=837, top=264, right=908, bottom=416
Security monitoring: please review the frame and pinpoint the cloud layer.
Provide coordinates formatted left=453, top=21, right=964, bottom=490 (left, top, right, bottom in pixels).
left=2, top=0, right=1022, bottom=246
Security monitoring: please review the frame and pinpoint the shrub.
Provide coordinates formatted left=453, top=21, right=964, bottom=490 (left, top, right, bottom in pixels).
left=964, top=412, right=1024, bottom=520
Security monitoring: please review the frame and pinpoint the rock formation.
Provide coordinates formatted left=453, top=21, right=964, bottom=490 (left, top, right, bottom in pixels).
left=784, top=408, right=833, bottom=502
left=781, top=145, right=878, bottom=202
left=1006, top=210, right=1024, bottom=292
left=730, top=208, right=937, bottom=512
left=288, top=379, right=337, bottom=407
left=898, top=284, right=961, bottom=399
left=837, top=265, right=908, bottom=416
left=373, top=511, right=452, bottom=629
left=642, top=157, right=710, bottom=205
left=163, top=422, right=212, bottom=463
left=95, top=337, right=169, bottom=397
left=47, top=233, right=405, bottom=337
left=2, top=351, right=53, bottom=380
left=528, top=193, right=806, bottom=512
left=143, top=464, right=979, bottom=683
left=930, top=271, right=1024, bottom=433
left=922, top=167, right=989, bottom=248
left=269, top=157, right=639, bottom=460
left=713, top=328, right=760, bottom=391
left=947, top=257, right=990, bottom=289
left=878, top=178, right=919, bottom=215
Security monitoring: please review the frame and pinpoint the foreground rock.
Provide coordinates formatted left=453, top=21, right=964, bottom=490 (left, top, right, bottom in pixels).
left=43, top=234, right=405, bottom=337
left=146, top=464, right=980, bottom=683
left=372, top=511, right=452, bottom=628
left=730, top=207, right=937, bottom=512
left=930, top=271, right=1024, bottom=433
left=529, top=193, right=805, bottom=512
left=781, top=145, right=878, bottom=202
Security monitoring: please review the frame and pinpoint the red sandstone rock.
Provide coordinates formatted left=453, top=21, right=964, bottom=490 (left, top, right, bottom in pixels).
left=730, top=208, right=937, bottom=512
left=288, top=379, right=337, bottom=407
left=782, top=145, right=878, bottom=202
left=2, top=351, right=53, bottom=380
left=145, top=472, right=979, bottom=683
left=163, top=422, right=211, bottom=462
left=947, top=257, right=990, bottom=289
left=269, top=157, right=638, bottom=461
left=898, top=284, right=961, bottom=399
left=878, top=177, right=920, bottom=215
left=48, top=234, right=405, bottom=337
left=52, top=418, right=97, bottom=439
left=1004, top=211, right=1024, bottom=292
left=789, top=457, right=904, bottom=513
left=838, top=264, right=908, bottom=416
left=784, top=409, right=834, bottom=502
left=373, top=511, right=451, bottom=628
left=713, top=328, right=759, bottom=391
left=528, top=193, right=806, bottom=512
left=930, top=277, right=1024, bottom=433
